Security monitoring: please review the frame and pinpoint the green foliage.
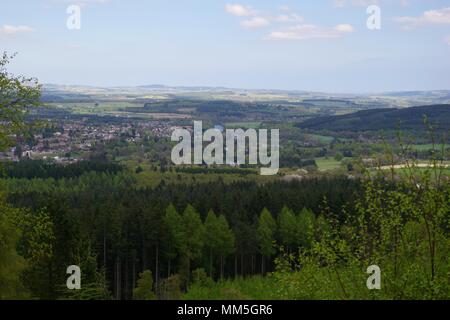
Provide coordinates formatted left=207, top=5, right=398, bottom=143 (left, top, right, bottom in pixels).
left=133, top=270, right=156, bottom=300
left=334, top=152, right=343, bottom=161
left=257, top=208, right=276, bottom=259
left=271, top=166, right=449, bottom=300
left=163, top=204, right=183, bottom=266
left=178, top=205, right=204, bottom=283
left=0, top=194, right=28, bottom=299
left=182, top=205, right=205, bottom=260
left=296, top=208, right=315, bottom=249
left=277, top=206, right=297, bottom=249
left=15, top=208, right=56, bottom=298
left=204, top=210, right=221, bottom=277
left=159, top=274, right=183, bottom=300
left=0, top=52, right=41, bottom=150
left=184, top=276, right=274, bottom=300
left=191, top=268, right=213, bottom=288
left=63, top=267, right=112, bottom=300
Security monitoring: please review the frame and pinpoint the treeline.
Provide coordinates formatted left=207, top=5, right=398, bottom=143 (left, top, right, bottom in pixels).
left=174, top=166, right=256, bottom=175
left=0, top=160, right=123, bottom=180
left=1, top=172, right=361, bottom=299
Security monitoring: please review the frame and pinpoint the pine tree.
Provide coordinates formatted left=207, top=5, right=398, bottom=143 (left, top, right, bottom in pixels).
left=180, top=205, right=204, bottom=283
left=163, top=204, right=183, bottom=276
left=278, top=206, right=297, bottom=252
left=257, top=208, right=276, bottom=274
left=297, top=207, right=316, bottom=248
left=216, top=214, right=235, bottom=279
left=204, top=210, right=220, bottom=277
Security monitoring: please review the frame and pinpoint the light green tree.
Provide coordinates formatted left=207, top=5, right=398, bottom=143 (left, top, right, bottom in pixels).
left=180, top=205, right=204, bottom=283
left=0, top=52, right=42, bottom=299
left=0, top=52, right=41, bottom=150
left=296, top=207, right=315, bottom=248
left=163, top=204, right=183, bottom=276
left=204, top=210, right=221, bottom=277
left=133, top=270, right=156, bottom=300
left=15, top=209, right=55, bottom=298
left=278, top=206, right=297, bottom=252
left=257, top=208, right=276, bottom=274
left=216, top=214, right=235, bottom=279
left=204, top=210, right=235, bottom=279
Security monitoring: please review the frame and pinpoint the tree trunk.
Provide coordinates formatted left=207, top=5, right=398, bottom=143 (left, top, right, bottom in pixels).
left=209, top=248, right=213, bottom=278
left=132, top=255, right=136, bottom=291
left=142, top=238, right=146, bottom=270
left=155, top=244, right=159, bottom=294
left=261, top=255, right=264, bottom=275
left=168, top=259, right=171, bottom=277
left=115, top=257, right=121, bottom=300
left=125, top=254, right=129, bottom=299
left=251, top=255, right=255, bottom=274
left=220, top=256, right=224, bottom=280
left=103, top=226, right=106, bottom=267
left=187, top=258, right=191, bottom=284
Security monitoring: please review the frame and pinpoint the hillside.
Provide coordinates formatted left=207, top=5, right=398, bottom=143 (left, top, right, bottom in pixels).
left=297, top=105, right=450, bottom=132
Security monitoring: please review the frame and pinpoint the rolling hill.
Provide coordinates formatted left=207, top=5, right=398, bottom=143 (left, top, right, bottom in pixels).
left=297, top=105, right=450, bottom=132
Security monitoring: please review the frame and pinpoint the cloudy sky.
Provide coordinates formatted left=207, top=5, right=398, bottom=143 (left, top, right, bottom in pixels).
left=1, top=0, right=450, bottom=92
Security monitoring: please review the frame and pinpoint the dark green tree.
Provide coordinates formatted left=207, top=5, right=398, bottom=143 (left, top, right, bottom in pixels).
left=0, top=195, right=28, bottom=299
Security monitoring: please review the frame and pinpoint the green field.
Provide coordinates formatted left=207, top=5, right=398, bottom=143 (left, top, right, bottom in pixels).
left=315, top=157, right=343, bottom=171
left=49, top=102, right=143, bottom=114
left=307, top=134, right=335, bottom=144
left=411, top=144, right=448, bottom=151
left=225, top=122, right=262, bottom=129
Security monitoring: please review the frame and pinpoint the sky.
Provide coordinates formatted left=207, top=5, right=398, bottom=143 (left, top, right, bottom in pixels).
left=1, top=0, right=450, bottom=93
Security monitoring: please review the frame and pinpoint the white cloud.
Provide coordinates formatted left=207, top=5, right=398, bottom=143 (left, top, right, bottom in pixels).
left=267, top=23, right=354, bottom=41
left=58, top=0, right=110, bottom=3
left=333, top=0, right=379, bottom=7
left=394, top=7, right=450, bottom=29
left=225, top=4, right=303, bottom=29
left=272, top=13, right=303, bottom=23
left=238, top=14, right=302, bottom=29
left=334, top=24, right=355, bottom=32
left=51, top=0, right=111, bottom=8
left=225, top=4, right=354, bottom=40
left=240, top=17, right=270, bottom=28
left=225, top=4, right=257, bottom=17
left=0, top=25, right=34, bottom=35
left=333, top=0, right=409, bottom=7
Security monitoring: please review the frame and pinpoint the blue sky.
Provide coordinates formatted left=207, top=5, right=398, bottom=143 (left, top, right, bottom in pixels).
left=1, top=0, right=450, bottom=92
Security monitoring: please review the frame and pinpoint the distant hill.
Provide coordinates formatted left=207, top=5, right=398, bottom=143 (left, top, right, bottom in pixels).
left=297, top=105, right=450, bottom=132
